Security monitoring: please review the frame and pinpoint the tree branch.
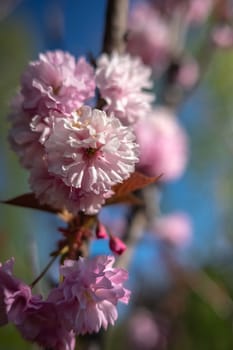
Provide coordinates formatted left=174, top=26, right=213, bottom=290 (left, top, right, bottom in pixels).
left=102, top=0, right=129, bottom=54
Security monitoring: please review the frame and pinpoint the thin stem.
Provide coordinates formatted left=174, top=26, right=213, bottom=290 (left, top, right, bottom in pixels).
left=30, top=254, right=58, bottom=288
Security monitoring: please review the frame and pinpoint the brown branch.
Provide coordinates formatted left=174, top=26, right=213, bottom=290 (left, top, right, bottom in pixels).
left=102, top=0, right=129, bottom=54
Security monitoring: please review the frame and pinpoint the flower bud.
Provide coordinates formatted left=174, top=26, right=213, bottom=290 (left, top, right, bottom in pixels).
left=109, top=236, right=127, bottom=255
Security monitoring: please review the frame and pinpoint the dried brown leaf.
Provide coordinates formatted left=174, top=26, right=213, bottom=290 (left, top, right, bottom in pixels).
left=105, top=193, right=143, bottom=206
left=112, top=172, right=161, bottom=197
left=1, top=193, right=59, bottom=213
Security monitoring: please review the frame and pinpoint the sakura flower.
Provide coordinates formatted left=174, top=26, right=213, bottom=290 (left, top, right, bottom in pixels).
left=127, top=2, right=172, bottom=71
left=134, top=107, right=188, bottom=182
left=96, top=52, right=154, bottom=125
left=0, top=258, right=19, bottom=326
left=153, top=212, right=192, bottom=247
left=43, top=106, right=138, bottom=212
left=29, top=157, right=113, bottom=215
left=0, top=258, right=37, bottom=329
left=8, top=93, right=44, bottom=169
left=0, top=258, right=75, bottom=350
left=15, top=300, right=76, bottom=350
left=21, top=50, right=95, bottom=116
left=9, top=50, right=95, bottom=169
left=48, top=255, right=130, bottom=335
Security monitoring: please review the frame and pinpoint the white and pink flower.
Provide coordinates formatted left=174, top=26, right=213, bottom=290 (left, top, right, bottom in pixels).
left=96, top=52, right=154, bottom=125
left=20, top=50, right=95, bottom=116
left=48, top=255, right=130, bottom=334
left=30, top=106, right=138, bottom=214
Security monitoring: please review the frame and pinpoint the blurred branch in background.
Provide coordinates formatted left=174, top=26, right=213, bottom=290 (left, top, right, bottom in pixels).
left=0, top=0, right=23, bottom=21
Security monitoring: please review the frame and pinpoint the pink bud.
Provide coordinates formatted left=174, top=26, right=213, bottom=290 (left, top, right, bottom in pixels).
left=96, top=223, right=108, bottom=239
left=109, top=236, right=127, bottom=255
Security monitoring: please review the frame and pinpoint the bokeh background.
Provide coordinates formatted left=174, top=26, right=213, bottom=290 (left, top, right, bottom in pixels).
left=1, top=0, right=233, bottom=349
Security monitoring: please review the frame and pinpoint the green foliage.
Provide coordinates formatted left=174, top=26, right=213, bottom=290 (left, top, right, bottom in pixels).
left=173, top=291, right=233, bottom=350
left=0, top=16, right=37, bottom=350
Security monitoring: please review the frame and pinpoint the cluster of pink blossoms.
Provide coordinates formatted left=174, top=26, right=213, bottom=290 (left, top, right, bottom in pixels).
left=8, top=50, right=151, bottom=214
left=6, top=47, right=191, bottom=349
left=96, top=52, right=154, bottom=124
left=0, top=256, right=130, bottom=349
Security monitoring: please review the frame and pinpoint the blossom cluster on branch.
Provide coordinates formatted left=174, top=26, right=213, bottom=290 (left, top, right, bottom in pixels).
left=0, top=256, right=129, bottom=349
left=2, top=3, right=196, bottom=346
left=8, top=50, right=147, bottom=215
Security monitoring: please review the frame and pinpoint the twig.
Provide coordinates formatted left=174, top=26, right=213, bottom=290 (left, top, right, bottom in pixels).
left=30, top=254, right=58, bottom=288
left=30, top=246, right=68, bottom=288
left=102, top=0, right=129, bottom=54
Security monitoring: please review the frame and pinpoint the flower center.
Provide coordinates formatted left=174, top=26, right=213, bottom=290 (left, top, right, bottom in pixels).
left=85, top=147, right=97, bottom=158
left=52, top=85, right=61, bottom=95
left=83, top=290, right=94, bottom=303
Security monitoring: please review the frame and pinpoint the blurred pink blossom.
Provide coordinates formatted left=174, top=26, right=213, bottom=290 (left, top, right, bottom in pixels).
left=20, top=50, right=95, bottom=116
left=8, top=93, right=44, bottom=169
left=176, top=58, right=200, bottom=89
left=96, top=52, right=154, bottom=125
left=127, top=309, right=159, bottom=350
left=153, top=212, right=192, bottom=246
left=212, top=25, right=233, bottom=49
left=127, top=2, right=172, bottom=70
left=48, top=255, right=130, bottom=335
left=186, top=0, right=213, bottom=25
left=134, top=107, right=189, bottom=182
left=0, top=258, right=75, bottom=350
left=0, top=258, right=19, bottom=326
left=13, top=299, right=76, bottom=350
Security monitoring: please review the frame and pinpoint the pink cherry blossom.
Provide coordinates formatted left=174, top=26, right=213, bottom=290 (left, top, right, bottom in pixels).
left=153, top=212, right=192, bottom=246
left=0, top=258, right=75, bottom=350
left=96, top=52, right=154, bottom=125
left=48, top=255, right=130, bottom=335
left=134, top=107, right=188, bottom=182
left=0, top=258, right=19, bottom=326
left=29, top=158, right=113, bottom=215
left=43, top=106, right=138, bottom=212
left=20, top=50, right=95, bottom=116
left=15, top=299, right=76, bottom=350
left=127, top=2, right=172, bottom=70
left=9, top=50, right=95, bottom=170
left=8, top=93, right=44, bottom=169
